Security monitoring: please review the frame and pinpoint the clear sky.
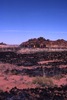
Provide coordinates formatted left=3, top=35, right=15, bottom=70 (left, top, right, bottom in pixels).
left=0, top=0, right=67, bottom=44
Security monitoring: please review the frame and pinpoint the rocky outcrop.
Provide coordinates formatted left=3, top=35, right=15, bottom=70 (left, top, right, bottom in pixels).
left=0, top=86, right=67, bottom=100
left=0, top=51, right=67, bottom=66
left=20, top=37, right=67, bottom=48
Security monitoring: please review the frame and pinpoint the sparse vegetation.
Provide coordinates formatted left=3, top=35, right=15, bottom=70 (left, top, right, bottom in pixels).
left=33, top=76, right=54, bottom=87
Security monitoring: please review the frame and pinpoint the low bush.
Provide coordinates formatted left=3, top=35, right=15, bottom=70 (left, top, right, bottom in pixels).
left=33, top=76, right=54, bottom=87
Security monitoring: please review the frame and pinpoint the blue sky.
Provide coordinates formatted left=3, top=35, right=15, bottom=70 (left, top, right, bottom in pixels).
left=0, top=0, right=67, bottom=44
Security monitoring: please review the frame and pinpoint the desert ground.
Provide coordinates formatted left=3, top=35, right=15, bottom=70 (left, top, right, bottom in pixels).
left=0, top=47, right=67, bottom=100
left=0, top=38, right=67, bottom=99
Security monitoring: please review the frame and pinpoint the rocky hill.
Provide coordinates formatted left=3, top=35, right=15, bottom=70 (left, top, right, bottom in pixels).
left=20, top=37, right=67, bottom=48
left=0, top=37, right=67, bottom=52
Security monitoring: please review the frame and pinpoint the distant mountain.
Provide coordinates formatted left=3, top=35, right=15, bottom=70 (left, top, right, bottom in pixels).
left=20, top=37, right=67, bottom=48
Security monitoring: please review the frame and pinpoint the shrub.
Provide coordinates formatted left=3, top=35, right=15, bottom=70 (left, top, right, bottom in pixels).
left=33, top=76, right=54, bottom=87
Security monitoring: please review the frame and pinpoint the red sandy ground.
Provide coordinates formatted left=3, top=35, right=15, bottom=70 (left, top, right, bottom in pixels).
left=0, top=74, right=67, bottom=92
left=0, top=74, right=36, bottom=91
left=0, top=61, right=67, bottom=92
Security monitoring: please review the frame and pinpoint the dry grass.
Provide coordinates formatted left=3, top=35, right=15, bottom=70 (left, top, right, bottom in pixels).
left=33, top=76, right=54, bottom=87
